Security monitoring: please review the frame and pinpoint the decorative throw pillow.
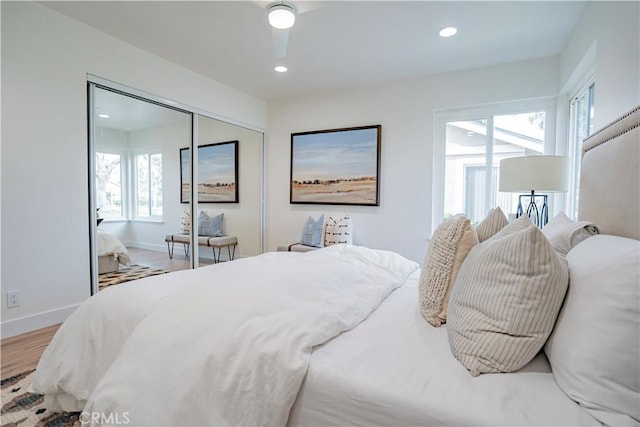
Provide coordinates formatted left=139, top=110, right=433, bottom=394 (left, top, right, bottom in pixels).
left=544, top=235, right=640, bottom=426
left=300, top=214, right=325, bottom=247
left=324, top=215, right=353, bottom=246
left=475, top=207, right=508, bottom=242
left=198, top=211, right=224, bottom=237
left=179, top=209, right=191, bottom=234
left=447, top=224, right=568, bottom=376
left=491, top=214, right=533, bottom=240
left=542, top=212, right=600, bottom=256
left=419, top=214, right=478, bottom=327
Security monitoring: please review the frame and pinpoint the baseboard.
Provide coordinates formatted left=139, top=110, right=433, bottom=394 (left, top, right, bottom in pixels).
left=123, top=241, right=165, bottom=252
left=1, top=303, right=80, bottom=339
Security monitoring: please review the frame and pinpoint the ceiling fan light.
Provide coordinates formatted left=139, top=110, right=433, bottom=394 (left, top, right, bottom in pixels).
left=268, top=4, right=296, bottom=30
left=439, top=26, right=458, bottom=38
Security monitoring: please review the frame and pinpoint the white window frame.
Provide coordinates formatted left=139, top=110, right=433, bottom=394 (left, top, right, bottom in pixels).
left=566, top=76, right=595, bottom=220
left=95, top=148, right=128, bottom=221
left=432, top=97, right=557, bottom=233
left=132, top=148, right=164, bottom=222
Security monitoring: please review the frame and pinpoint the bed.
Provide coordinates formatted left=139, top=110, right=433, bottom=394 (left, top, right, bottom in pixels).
left=31, top=106, right=639, bottom=426
left=97, top=230, right=131, bottom=274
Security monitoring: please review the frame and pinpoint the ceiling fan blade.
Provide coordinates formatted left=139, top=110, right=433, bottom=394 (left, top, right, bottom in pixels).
left=272, top=28, right=289, bottom=59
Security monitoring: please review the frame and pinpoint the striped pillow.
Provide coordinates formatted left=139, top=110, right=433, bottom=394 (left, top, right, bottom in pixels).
left=419, top=214, right=478, bottom=327
left=300, top=214, right=325, bottom=247
left=447, top=224, right=568, bottom=376
left=475, top=207, right=508, bottom=242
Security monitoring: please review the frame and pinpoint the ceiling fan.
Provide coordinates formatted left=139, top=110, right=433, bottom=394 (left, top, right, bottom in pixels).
left=256, top=1, right=320, bottom=59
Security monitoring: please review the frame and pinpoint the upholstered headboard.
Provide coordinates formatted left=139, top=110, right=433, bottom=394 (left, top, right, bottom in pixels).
left=579, top=106, right=640, bottom=240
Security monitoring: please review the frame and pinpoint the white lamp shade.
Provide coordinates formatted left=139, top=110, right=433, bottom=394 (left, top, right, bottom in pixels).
left=499, top=155, right=570, bottom=193
left=268, top=4, right=296, bottom=29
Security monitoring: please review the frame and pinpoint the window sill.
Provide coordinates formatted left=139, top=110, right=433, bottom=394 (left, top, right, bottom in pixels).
left=131, top=218, right=164, bottom=224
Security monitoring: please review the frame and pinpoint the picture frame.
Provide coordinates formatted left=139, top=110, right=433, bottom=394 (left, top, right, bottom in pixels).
left=290, top=125, right=381, bottom=206
left=181, top=140, right=239, bottom=203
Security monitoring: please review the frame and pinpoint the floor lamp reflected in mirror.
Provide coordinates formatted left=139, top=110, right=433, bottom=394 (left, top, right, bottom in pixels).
left=499, top=155, right=570, bottom=228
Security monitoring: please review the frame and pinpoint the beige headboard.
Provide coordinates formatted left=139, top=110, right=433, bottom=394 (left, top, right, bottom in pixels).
left=579, top=106, right=640, bottom=240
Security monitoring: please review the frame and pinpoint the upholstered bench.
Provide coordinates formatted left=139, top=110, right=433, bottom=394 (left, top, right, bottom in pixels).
left=165, top=233, right=237, bottom=263
left=276, top=243, right=321, bottom=252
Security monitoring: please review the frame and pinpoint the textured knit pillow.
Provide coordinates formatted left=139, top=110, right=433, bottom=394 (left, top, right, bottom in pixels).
left=198, top=211, right=224, bottom=237
left=324, top=215, right=353, bottom=246
left=542, top=212, right=600, bottom=256
left=179, top=209, right=191, bottom=234
left=544, top=235, right=639, bottom=426
left=475, top=207, right=508, bottom=242
left=300, top=214, right=325, bottom=247
left=447, top=224, right=568, bottom=376
left=419, top=214, right=478, bottom=327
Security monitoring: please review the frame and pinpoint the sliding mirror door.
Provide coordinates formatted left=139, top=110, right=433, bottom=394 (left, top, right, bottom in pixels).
left=90, top=85, right=193, bottom=293
left=195, top=115, right=263, bottom=261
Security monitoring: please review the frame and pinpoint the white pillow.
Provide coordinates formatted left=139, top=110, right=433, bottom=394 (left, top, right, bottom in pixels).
left=542, top=212, right=600, bottom=256
left=545, top=235, right=640, bottom=426
left=447, top=224, right=568, bottom=376
left=324, top=215, right=353, bottom=246
left=179, top=209, right=191, bottom=234
left=475, top=207, right=508, bottom=242
left=419, top=214, right=478, bottom=327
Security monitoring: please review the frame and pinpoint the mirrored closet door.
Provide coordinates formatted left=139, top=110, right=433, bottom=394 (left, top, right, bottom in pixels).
left=88, top=81, right=264, bottom=295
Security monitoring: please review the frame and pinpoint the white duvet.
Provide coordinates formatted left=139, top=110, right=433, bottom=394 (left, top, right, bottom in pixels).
left=97, top=230, right=131, bottom=266
left=32, top=245, right=417, bottom=426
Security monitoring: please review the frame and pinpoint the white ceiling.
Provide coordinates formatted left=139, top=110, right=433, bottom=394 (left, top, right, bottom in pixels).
left=44, top=1, right=586, bottom=101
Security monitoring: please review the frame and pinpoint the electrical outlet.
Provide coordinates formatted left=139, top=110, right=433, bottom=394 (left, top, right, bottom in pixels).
left=7, top=291, right=20, bottom=308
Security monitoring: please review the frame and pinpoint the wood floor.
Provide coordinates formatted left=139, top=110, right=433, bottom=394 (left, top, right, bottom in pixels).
left=1, top=324, right=60, bottom=378
left=127, top=246, right=213, bottom=271
left=0, top=247, right=213, bottom=380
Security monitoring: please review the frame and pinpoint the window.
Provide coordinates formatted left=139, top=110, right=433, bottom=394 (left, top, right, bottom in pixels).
left=567, top=82, right=595, bottom=219
left=134, top=152, right=163, bottom=219
left=434, top=100, right=554, bottom=230
left=95, top=152, right=124, bottom=219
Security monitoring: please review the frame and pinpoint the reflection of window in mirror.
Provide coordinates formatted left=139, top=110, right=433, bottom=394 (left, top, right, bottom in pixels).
left=95, top=151, right=124, bottom=219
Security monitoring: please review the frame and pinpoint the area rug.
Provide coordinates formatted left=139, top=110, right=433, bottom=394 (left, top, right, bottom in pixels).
left=98, top=264, right=168, bottom=290
left=1, top=370, right=80, bottom=427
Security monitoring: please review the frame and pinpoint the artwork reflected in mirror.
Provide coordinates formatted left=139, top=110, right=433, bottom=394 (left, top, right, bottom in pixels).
left=180, top=141, right=239, bottom=203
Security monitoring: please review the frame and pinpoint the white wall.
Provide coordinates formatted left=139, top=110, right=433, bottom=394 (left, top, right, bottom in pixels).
left=1, top=1, right=266, bottom=337
left=266, top=57, right=560, bottom=262
left=559, top=1, right=640, bottom=128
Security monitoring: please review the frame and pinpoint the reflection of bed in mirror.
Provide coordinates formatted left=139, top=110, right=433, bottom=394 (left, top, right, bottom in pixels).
left=97, top=230, right=131, bottom=274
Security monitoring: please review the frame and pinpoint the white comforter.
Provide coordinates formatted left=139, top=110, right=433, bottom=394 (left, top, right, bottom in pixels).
left=32, top=245, right=417, bottom=426
left=97, top=230, right=131, bottom=266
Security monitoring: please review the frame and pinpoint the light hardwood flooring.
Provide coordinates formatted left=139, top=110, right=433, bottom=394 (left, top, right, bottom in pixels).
left=1, top=324, right=60, bottom=378
left=0, top=247, right=213, bottom=379
left=127, top=246, right=213, bottom=272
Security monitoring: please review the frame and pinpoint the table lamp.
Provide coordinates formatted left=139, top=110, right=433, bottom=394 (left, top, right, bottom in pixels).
left=499, top=155, right=570, bottom=227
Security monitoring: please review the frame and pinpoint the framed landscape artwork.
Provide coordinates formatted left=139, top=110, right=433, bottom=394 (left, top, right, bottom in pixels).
left=290, top=125, right=381, bottom=206
left=181, top=140, right=239, bottom=203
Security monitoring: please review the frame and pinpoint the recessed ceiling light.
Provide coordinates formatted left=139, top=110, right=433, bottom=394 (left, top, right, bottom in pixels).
left=274, top=65, right=288, bottom=73
left=439, top=26, right=458, bottom=38
left=268, top=4, right=296, bottom=30
left=98, top=113, right=110, bottom=118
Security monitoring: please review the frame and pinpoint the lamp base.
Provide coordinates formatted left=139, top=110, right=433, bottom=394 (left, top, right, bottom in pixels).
left=515, top=191, right=549, bottom=227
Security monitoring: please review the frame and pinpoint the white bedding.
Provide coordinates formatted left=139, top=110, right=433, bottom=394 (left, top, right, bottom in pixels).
left=289, top=271, right=600, bottom=426
left=97, top=230, right=131, bottom=266
left=32, top=245, right=417, bottom=426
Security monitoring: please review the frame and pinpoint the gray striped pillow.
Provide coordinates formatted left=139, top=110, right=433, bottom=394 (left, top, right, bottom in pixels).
left=475, top=207, right=509, bottom=242
left=447, top=224, right=569, bottom=376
